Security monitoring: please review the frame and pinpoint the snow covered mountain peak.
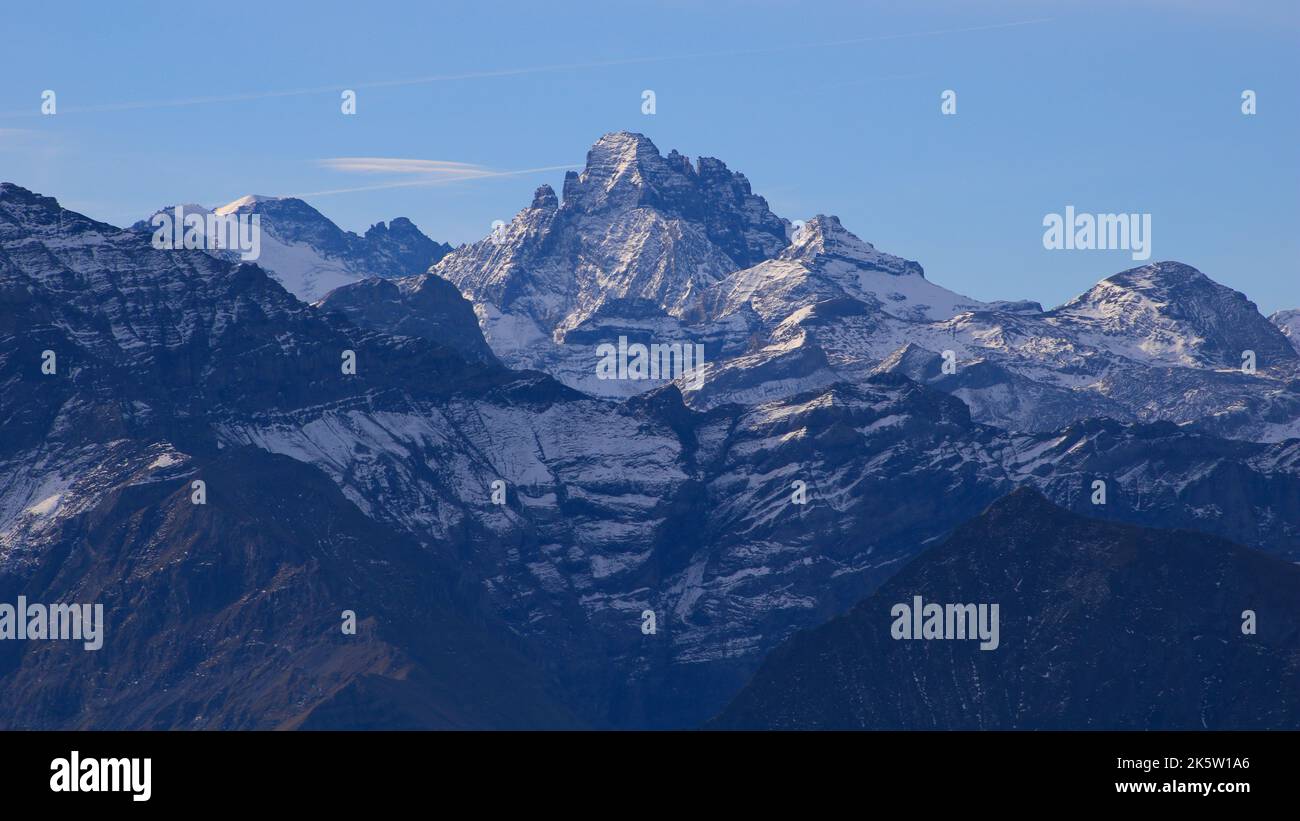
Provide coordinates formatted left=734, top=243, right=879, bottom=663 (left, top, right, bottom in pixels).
left=213, top=194, right=279, bottom=216
left=562, top=131, right=663, bottom=211
left=701, top=213, right=980, bottom=328
left=1051, top=261, right=1297, bottom=369
left=558, top=131, right=788, bottom=268
left=1061, top=261, right=1228, bottom=310
left=1066, top=261, right=1211, bottom=304
left=429, top=132, right=791, bottom=355
left=780, top=215, right=924, bottom=278
left=134, top=195, right=451, bottom=303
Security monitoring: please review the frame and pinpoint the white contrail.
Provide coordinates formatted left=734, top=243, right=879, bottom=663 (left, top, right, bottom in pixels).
left=0, top=18, right=1050, bottom=117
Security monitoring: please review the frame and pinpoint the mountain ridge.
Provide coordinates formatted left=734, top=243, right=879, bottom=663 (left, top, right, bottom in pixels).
left=712, top=487, right=1300, bottom=730
left=5, top=140, right=1300, bottom=729
left=307, top=133, right=1300, bottom=442
left=130, top=194, right=453, bottom=302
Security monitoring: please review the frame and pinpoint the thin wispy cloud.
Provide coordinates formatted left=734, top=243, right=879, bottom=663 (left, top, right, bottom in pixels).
left=0, top=18, right=1050, bottom=118
left=293, top=163, right=580, bottom=198
left=317, top=157, right=492, bottom=176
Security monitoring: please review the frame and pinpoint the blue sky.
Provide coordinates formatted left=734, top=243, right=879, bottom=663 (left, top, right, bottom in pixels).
left=1, top=0, right=1296, bottom=312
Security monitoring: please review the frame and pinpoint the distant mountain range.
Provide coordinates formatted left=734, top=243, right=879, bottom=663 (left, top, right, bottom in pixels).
left=325, top=133, right=1300, bottom=443
left=2, top=132, right=1298, bottom=729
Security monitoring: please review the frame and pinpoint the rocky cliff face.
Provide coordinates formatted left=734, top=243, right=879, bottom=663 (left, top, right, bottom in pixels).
left=315, top=273, right=498, bottom=365
left=0, top=447, right=576, bottom=729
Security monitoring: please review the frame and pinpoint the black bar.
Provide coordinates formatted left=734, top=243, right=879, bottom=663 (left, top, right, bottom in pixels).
left=3, top=730, right=1280, bottom=807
